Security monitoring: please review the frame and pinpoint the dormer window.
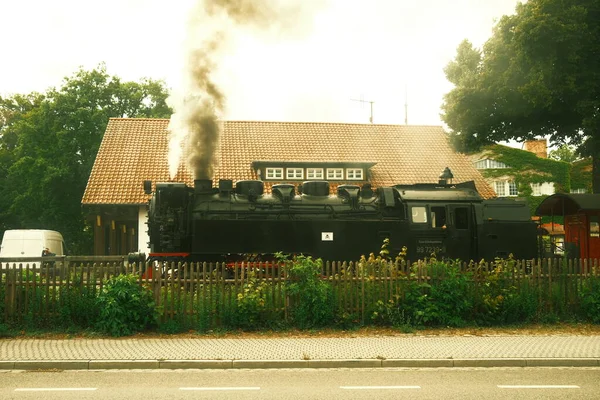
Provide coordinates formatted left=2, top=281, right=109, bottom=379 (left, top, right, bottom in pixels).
left=327, top=168, right=343, bottom=180
left=286, top=168, right=303, bottom=180
left=307, top=168, right=323, bottom=180
left=266, top=167, right=283, bottom=179
left=475, top=159, right=508, bottom=169
left=254, top=162, right=375, bottom=182
left=346, top=168, right=363, bottom=180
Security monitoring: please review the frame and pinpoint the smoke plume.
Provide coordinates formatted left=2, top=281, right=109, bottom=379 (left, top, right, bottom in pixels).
left=168, top=0, right=327, bottom=180
left=168, top=0, right=284, bottom=180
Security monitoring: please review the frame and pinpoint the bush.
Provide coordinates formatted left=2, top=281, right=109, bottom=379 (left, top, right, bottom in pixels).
left=283, top=254, right=333, bottom=329
left=96, top=274, right=158, bottom=336
left=57, top=274, right=99, bottom=329
left=234, top=269, right=271, bottom=330
left=579, top=276, right=600, bottom=323
left=400, top=258, right=472, bottom=327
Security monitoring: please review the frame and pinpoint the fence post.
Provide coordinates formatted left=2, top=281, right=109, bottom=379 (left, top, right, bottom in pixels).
left=6, top=268, right=16, bottom=320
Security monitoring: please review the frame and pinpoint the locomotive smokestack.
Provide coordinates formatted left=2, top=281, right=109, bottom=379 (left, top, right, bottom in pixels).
left=194, top=179, right=214, bottom=193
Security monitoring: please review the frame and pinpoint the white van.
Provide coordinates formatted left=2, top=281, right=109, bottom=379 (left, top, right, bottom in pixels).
left=0, top=229, right=65, bottom=258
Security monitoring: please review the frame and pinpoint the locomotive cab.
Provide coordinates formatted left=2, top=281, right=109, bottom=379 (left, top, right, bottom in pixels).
left=395, top=183, right=482, bottom=261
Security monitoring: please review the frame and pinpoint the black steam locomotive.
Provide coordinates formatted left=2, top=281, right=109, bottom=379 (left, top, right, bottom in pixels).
left=143, top=170, right=539, bottom=263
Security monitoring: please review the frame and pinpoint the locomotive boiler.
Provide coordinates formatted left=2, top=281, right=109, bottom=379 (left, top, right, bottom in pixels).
left=143, top=172, right=539, bottom=263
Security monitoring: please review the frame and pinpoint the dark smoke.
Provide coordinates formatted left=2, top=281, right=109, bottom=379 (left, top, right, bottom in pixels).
left=184, top=34, right=225, bottom=180
left=168, top=0, right=326, bottom=180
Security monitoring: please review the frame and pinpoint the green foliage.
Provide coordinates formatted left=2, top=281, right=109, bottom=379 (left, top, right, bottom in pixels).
left=0, top=64, right=173, bottom=252
left=0, top=323, right=12, bottom=338
left=482, top=145, right=571, bottom=193
left=470, top=258, right=538, bottom=325
left=233, top=270, right=272, bottom=330
left=473, top=144, right=572, bottom=215
left=158, top=319, right=187, bottom=335
left=283, top=254, right=334, bottom=329
left=571, top=158, right=593, bottom=193
left=549, top=144, right=579, bottom=163
left=417, top=259, right=473, bottom=327
left=57, top=274, right=99, bottom=329
left=442, top=0, right=600, bottom=193
left=371, top=299, right=415, bottom=332
left=15, top=270, right=47, bottom=328
left=5, top=256, right=600, bottom=334
left=96, top=274, right=158, bottom=336
left=578, top=277, right=600, bottom=323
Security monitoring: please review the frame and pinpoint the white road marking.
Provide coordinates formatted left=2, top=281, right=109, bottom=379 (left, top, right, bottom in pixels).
left=498, top=385, right=580, bottom=389
left=340, top=385, right=421, bottom=390
left=180, top=387, right=260, bottom=391
left=15, top=388, right=97, bottom=392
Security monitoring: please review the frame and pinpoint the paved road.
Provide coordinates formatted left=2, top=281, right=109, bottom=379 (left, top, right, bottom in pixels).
left=3, top=367, right=600, bottom=400
left=2, top=335, right=600, bottom=370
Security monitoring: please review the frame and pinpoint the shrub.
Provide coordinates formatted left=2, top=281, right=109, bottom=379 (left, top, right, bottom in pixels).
left=57, top=273, right=99, bottom=329
left=283, top=254, right=333, bottom=329
left=234, top=269, right=271, bottom=330
left=96, top=274, right=158, bottom=336
left=398, top=258, right=472, bottom=327
left=371, top=298, right=415, bottom=332
left=579, top=276, right=600, bottom=323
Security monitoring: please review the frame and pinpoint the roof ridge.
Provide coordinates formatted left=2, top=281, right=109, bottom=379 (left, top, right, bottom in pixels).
left=108, top=117, right=171, bottom=121
left=224, top=120, right=443, bottom=128
left=107, top=118, right=443, bottom=128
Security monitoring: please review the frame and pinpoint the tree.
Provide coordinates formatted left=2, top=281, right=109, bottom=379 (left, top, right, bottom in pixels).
left=442, top=0, right=600, bottom=193
left=549, top=144, right=578, bottom=163
left=0, top=64, right=172, bottom=253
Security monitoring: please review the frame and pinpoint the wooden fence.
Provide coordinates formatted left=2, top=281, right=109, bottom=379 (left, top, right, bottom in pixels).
left=2, top=256, right=600, bottom=328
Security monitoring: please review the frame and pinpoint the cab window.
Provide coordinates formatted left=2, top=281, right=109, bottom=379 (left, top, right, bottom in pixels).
left=430, top=206, right=447, bottom=228
left=454, top=207, right=469, bottom=229
left=411, top=206, right=427, bottom=223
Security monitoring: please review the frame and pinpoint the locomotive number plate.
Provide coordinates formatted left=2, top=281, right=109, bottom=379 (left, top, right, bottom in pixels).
left=321, top=232, right=334, bottom=241
left=416, top=239, right=446, bottom=255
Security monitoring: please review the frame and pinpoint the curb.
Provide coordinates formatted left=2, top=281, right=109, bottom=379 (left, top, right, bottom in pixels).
left=1, top=358, right=600, bottom=371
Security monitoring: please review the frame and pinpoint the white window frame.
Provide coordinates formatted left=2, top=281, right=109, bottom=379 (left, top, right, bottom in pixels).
left=346, top=168, right=363, bottom=180
left=494, top=180, right=518, bottom=197
left=286, top=168, right=303, bottom=180
left=265, top=167, right=283, bottom=180
left=306, top=168, right=323, bottom=180
left=571, top=188, right=586, bottom=194
left=475, top=158, right=508, bottom=169
left=531, top=183, right=542, bottom=196
left=508, top=181, right=518, bottom=196
left=494, top=181, right=506, bottom=197
left=327, top=168, right=344, bottom=180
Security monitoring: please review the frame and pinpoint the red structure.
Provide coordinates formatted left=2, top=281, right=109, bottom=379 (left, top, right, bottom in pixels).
left=536, top=194, right=600, bottom=259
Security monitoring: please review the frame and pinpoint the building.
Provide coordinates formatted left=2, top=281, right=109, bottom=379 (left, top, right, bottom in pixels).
left=470, top=139, right=568, bottom=198
left=82, top=118, right=495, bottom=255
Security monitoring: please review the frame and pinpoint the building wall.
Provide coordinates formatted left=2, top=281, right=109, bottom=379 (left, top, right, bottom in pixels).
left=137, top=206, right=150, bottom=255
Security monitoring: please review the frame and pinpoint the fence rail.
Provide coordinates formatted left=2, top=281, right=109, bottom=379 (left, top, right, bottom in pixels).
left=2, top=257, right=600, bottom=328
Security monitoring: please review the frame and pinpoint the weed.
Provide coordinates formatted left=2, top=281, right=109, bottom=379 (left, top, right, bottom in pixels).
left=95, top=274, right=158, bottom=337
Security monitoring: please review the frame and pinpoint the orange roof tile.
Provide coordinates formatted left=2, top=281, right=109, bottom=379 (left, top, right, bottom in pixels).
left=82, top=118, right=495, bottom=205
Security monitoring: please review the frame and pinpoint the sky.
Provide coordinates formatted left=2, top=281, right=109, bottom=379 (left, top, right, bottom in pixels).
left=0, top=0, right=523, bottom=127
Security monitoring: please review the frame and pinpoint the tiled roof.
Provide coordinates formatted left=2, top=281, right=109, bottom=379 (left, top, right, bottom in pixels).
left=82, top=118, right=495, bottom=205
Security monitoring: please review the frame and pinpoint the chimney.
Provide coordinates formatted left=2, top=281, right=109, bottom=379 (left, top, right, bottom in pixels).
left=524, top=139, right=547, bottom=158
